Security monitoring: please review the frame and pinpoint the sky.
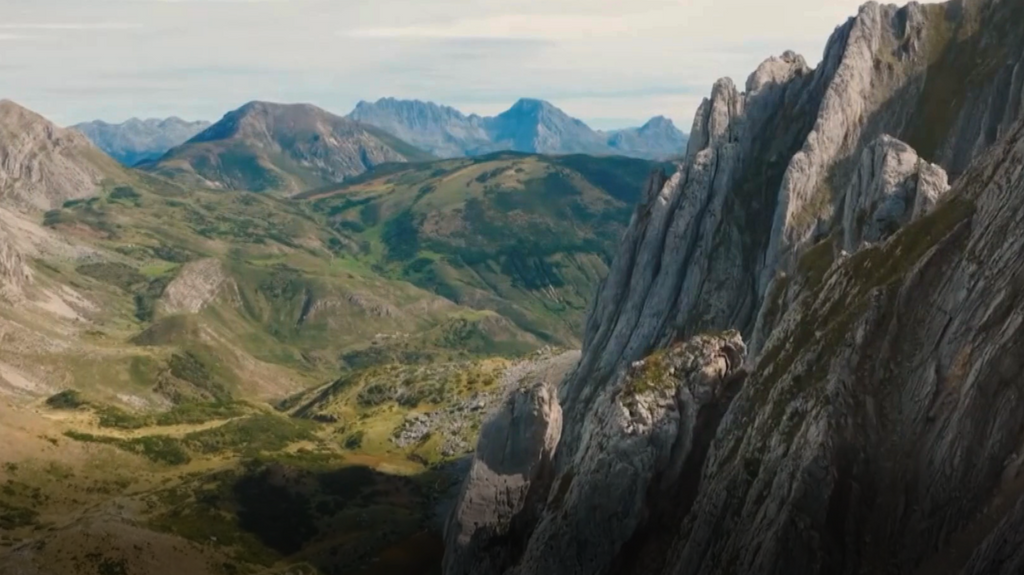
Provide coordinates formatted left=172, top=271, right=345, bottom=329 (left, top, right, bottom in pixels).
left=0, top=0, right=939, bottom=131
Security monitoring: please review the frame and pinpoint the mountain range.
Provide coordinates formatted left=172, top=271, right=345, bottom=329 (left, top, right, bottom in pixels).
left=348, top=97, right=688, bottom=160
left=73, top=117, right=211, bottom=167
left=5, top=0, right=1024, bottom=574
left=72, top=98, right=688, bottom=176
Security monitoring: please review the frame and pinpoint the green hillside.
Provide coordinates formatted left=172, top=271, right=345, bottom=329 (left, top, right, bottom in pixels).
left=303, top=152, right=666, bottom=344
left=0, top=101, right=660, bottom=575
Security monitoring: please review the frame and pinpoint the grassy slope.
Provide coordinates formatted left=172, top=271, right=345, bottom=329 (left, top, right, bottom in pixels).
left=0, top=150, right=653, bottom=575
left=303, top=152, right=666, bottom=345
left=20, top=170, right=544, bottom=404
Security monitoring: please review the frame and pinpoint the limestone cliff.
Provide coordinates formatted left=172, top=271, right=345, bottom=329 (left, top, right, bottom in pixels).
left=445, top=1, right=1024, bottom=574
left=841, top=134, right=950, bottom=253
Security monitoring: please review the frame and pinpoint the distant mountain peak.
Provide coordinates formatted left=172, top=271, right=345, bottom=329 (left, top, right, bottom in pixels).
left=74, top=115, right=212, bottom=167
left=504, top=98, right=561, bottom=117
left=347, top=97, right=688, bottom=160
left=641, top=115, right=675, bottom=128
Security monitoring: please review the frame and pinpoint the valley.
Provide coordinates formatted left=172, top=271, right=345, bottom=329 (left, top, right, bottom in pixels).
left=8, top=0, right=1024, bottom=573
left=0, top=98, right=649, bottom=574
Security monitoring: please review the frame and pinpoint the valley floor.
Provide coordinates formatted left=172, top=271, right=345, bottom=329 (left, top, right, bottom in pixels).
left=0, top=348, right=579, bottom=575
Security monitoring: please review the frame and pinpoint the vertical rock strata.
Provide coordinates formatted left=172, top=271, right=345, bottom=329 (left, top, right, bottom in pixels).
left=0, top=220, right=30, bottom=300
left=446, top=1, right=1024, bottom=574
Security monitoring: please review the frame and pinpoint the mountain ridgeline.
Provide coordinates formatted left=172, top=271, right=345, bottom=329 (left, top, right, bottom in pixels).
left=142, top=101, right=435, bottom=194
left=348, top=97, right=688, bottom=160
left=445, top=1, right=1024, bottom=575
left=73, top=117, right=212, bottom=166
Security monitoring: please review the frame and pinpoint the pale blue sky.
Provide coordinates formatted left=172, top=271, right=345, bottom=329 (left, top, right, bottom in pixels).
left=0, top=0, right=940, bottom=130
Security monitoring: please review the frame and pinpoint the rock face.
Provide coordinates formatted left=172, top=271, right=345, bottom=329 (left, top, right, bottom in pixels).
left=0, top=220, right=31, bottom=300
left=145, top=101, right=434, bottom=194
left=0, top=100, right=122, bottom=210
left=159, top=259, right=232, bottom=315
left=443, top=380, right=563, bottom=575
left=73, top=117, right=211, bottom=166
left=348, top=98, right=688, bottom=160
left=842, top=134, right=951, bottom=252
left=445, top=1, right=1024, bottom=574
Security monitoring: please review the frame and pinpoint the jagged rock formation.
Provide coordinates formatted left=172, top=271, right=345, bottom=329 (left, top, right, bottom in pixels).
left=445, top=1, right=1024, bottom=574
left=0, top=100, right=122, bottom=211
left=842, top=134, right=950, bottom=252
left=443, top=380, right=563, bottom=575
left=73, top=117, right=211, bottom=166
left=347, top=97, right=688, bottom=160
left=144, top=101, right=434, bottom=194
left=158, top=259, right=232, bottom=315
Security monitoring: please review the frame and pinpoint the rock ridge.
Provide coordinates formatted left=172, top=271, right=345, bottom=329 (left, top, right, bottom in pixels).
left=445, top=1, right=1024, bottom=573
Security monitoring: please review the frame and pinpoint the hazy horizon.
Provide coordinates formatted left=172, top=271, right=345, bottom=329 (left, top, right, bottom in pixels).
left=2, top=0, right=942, bottom=131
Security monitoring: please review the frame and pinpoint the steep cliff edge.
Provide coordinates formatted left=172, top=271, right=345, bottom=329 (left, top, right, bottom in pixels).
left=445, top=1, right=1024, bottom=574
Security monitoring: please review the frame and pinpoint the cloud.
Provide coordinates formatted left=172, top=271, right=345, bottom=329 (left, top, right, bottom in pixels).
left=0, top=23, right=142, bottom=30
left=4, top=0, right=945, bottom=131
left=143, top=0, right=294, bottom=3
left=344, top=13, right=645, bottom=41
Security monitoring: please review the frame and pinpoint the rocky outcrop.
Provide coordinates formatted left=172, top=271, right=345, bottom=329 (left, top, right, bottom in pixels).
left=158, top=259, right=231, bottom=315
left=499, top=333, right=745, bottom=575
left=655, top=118, right=1024, bottom=575
left=446, top=1, right=1024, bottom=574
left=0, top=100, right=121, bottom=211
left=443, top=381, right=563, bottom=575
left=0, top=220, right=31, bottom=300
left=557, top=49, right=816, bottom=448
left=842, top=134, right=950, bottom=252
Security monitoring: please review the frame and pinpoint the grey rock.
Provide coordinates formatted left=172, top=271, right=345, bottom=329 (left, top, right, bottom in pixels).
left=961, top=496, right=1024, bottom=575
left=509, top=332, right=746, bottom=575
left=0, top=219, right=31, bottom=300
left=841, top=134, right=950, bottom=252
left=446, top=0, right=1024, bottom=573
left=664, top=118, right=1024, bottom=575
left=443, top=380, right=563, bottom=575
left=158, top=258, right=232, bottom=315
